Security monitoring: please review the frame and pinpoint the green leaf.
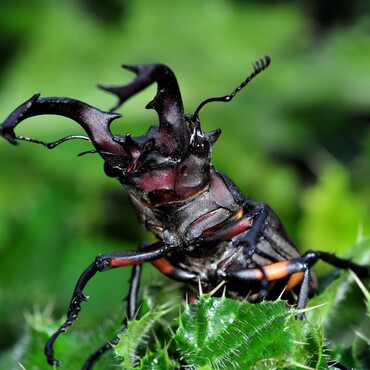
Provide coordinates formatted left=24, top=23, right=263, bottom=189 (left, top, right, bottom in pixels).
left=113, top=302, right=172, bottom=369
left=175, top=297, right=328, bottom=369
left=138, top=347, right=179, bottom=370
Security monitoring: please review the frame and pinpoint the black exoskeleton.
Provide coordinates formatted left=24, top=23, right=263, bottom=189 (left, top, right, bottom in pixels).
left=0, top=57, right=369, bottom=369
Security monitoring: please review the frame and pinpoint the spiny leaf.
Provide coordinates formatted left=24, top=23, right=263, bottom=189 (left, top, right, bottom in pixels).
left=114, top=303, right=172, bottom=369
left=175, top=297, right=328, bottom=369
left=138, top=346, right=179, bottom=370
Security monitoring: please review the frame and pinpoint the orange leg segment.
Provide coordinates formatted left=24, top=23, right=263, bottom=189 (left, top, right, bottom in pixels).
left=151, top=257, right=198, bottom=282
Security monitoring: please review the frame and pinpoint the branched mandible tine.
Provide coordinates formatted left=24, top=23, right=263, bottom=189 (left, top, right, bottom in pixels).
left=98, top=64, right=159, bottom=112
left=99, top=64, right=185, bottom=123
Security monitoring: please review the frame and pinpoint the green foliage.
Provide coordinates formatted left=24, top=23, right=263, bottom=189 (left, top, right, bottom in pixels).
left=298, top=162, right=367, bottom=256
left=113, top=303, right=172, bottom=368
left=175, top=298, right=327, bottom=370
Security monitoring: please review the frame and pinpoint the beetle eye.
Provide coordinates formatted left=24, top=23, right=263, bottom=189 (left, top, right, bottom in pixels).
left=191, top=133, right=209, bottom=156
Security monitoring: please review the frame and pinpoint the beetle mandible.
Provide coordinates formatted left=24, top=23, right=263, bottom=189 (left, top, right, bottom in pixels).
left=0, top=57, right=369, bottom=369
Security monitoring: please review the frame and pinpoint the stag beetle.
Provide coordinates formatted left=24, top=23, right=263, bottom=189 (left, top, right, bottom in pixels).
left=0, top=57, right=369, bottom=369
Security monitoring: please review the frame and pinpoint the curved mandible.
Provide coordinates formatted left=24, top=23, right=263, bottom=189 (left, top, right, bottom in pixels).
left=0, top=94, right=129, bottom=163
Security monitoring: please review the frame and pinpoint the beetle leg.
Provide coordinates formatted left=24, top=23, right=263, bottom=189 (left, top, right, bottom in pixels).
left=82, top=264, right=142, bottom=370
left=307, top=250, right=370, bottom=278
left=45, top=241, right=179, bottom=367
left=295, top=250, right=370, bottom=319
left=231, top=209, right=270, bottom=295
left=201, top=208, right=270, bottom=296
left=151, top=257, right=199, bottom=283
left=44, top=261, right=98, bottom=366
left=223, top=251, right=369, bottom=316
left=238, top=208, right=267, bottom=246
left=222, top=259, right=304, bottom=307
left=199, top=213, right=254, bottom=243
left=239, top=209, right=272, bottom=296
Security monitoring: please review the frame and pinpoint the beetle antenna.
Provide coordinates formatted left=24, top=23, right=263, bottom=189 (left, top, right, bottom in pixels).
left=13, top=135, right=119, bottom=158
left=192, top=56, right=271, bottom=121
left=78, top=149, right=98, bottom=156
left=78, top=149, right=119, bottom=157
left=15, top=134, right=90, bottom=149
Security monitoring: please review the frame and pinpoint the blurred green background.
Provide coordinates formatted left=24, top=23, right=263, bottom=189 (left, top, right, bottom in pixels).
left=0, top=0, right=369, bottom=366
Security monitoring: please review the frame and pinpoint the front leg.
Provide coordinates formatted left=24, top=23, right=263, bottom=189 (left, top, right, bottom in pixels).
left=82, top=264, right=142, bottom=370
left=151, top=257, right=199, bottom=283
left=45, top=241, right=180, bottom=367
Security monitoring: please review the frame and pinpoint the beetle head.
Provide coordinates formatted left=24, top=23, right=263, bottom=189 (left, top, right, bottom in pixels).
left=101, top=64, right=222, bottom=205
left=101, top=57, right=270, bottom=205
left=0, top=58, right=270, bottom=206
